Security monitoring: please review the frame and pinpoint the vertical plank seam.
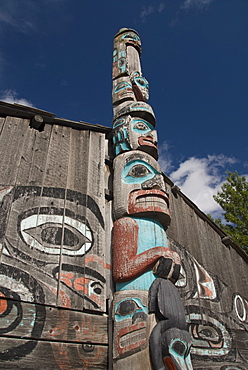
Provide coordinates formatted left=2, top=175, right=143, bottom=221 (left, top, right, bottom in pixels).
left=56, top=126, right=71, bottom=307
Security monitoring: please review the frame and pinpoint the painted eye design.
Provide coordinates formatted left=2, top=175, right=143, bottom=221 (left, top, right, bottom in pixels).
left=20, top=214, right=93, bottom=256
left=186, top=310, right=231, bottom=357
left=127, top=164, right=151, bottom=178
left=122, top=33, right=140, bottom=43
left=115, top=298, right=147, bottom=322
left=134, top=77, right=149, bottom=89
left=133, top=121, right=148, bottom=130
left=89, top=281, right=103, bottom=296
left=122, top=160, right=159, bottom=184
left=131, top=119, right=153, bottom=134
left=114, top=82, right=132, bottom=93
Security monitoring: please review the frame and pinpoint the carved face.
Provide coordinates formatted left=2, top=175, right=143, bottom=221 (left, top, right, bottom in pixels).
left=113, top=151, right=170, bottom=228
left=113, top=101, right=156, bottom=127
left=112, top=77, right=135, bottom=106
left=113, top=291, right=148, bottom=359
left=130, top=71, right=149, bottom=102
left=113, top=115, right=158, bottom=158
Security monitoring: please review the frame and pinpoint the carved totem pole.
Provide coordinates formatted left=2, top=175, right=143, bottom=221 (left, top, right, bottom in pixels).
left=111, top=28, right=193, bottom=369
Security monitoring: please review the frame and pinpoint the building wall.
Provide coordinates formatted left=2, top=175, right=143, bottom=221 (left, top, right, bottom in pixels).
left=166, top=182, right=248, bottom=369
left=0, top=115, right=112, bottom=369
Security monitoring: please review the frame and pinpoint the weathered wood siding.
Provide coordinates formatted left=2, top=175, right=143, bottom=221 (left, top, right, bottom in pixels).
left=0, top=116, right=111, bottom=369
left=166, top=184, right=248, bottom=369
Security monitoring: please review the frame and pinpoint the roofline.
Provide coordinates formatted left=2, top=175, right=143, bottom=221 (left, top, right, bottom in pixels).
left=0, top=101, right=112, bottom=134
left=163, top=172, right=248, bottom=263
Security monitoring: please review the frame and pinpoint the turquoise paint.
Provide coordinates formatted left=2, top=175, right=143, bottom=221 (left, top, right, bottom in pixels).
left=131, top=119, right=153, bottom=134
left=134, top=76, right=149, bottom=89
left=113, top=118, right=126, bottom=128
left=121, top=159, right=160, bottom=184
left=114, top=81, right=132, bottom=93
left=115, top=142, right=130, bottom=156
left=130, top=102, right=149, bottom=111
left=116, top=217, right=168, bottom=291
left=122, top=33, right=140, bottom=43
left=114, top=297, right=147, bottom=322
left=123, top=128, right=128, bottom=139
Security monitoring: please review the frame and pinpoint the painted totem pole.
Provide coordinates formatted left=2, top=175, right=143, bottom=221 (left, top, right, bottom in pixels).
left=111, top=28, right=193, bottom=369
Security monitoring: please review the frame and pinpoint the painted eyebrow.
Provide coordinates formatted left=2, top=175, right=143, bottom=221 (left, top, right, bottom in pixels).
left=53, top=264, right=106, bottom=284
left=13, top=186, right=104, bottom=229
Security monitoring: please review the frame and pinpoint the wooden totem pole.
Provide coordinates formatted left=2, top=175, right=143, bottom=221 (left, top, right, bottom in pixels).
left=111, top=28, right=193, bottom=369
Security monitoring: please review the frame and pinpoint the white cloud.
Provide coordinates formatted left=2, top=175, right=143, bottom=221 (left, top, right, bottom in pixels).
left=0, top=4, right=35, bottom=34
left=140, top=3, right=166, bottom=21
left=181, top=0, right=213, bottom=10
left=158, top=140, right=174, bottom=173
left=0, top=89, right=34, bottom=107
left=166, top=154, right=237, bottom=215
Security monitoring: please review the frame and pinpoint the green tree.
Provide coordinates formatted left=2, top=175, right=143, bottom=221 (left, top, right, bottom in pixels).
left=212, top=171, right=248, bottom=254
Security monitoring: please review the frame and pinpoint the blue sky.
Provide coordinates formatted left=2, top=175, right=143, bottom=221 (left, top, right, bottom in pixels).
left=0, top=0, right=247, bottom=217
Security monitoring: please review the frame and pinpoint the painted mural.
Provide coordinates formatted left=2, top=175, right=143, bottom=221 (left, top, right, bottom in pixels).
left=0, top=184, right=109, bottom=368
left=111, top=28, right=193, bottom=370
left=168, top=238, right=248, bottom=369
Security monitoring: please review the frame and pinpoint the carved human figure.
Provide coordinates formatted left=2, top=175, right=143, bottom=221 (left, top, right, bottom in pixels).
left=112, top=115, right=158, bottom=158
left=113, top=150, right=171, bottom=228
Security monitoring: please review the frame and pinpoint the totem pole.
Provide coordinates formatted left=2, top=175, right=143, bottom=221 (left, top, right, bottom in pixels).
left=111, top=28, right=193, bottom=370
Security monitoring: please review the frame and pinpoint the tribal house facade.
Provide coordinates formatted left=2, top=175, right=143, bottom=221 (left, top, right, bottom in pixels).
left=0, top=29, right=247, bottom=370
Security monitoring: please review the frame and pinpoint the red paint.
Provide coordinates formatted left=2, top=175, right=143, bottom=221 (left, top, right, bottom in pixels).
left=138, top=136, right=157, bottom=148
left=128, top=189, right=170, bottom=216
left=0, top=293, right=7, bottom=315
left=163, top=357, right=178, bottom=370
left=113, top=217, right=180, bottom=282
left=117, top=322, right=146, bottom=355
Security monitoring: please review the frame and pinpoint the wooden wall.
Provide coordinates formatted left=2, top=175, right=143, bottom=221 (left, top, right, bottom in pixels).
left=0, top=112, right=247, bottom=369
left=0, top=115, right=111, bottom=369
left=166, top=183, right=248, bottom=369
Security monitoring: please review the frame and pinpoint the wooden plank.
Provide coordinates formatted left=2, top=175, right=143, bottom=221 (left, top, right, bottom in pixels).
left=66, top=129, right=90, bottom=194
left=58, top=189, right=108, bottom=312
left=0, top=337, right=108, bottom=369
left=16, top=123, right=52, bottom=186
left=0, top=117, right=5, bottom=133
left=0, top=117, right=30, bottom=185
left=43, top=124, right=71, bottom=188
left=58, top=130, right=108, bottom=312
left=0, top=298, right=108, bottom=343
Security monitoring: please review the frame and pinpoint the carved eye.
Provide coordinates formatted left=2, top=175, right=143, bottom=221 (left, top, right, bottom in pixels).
left=116, top=299, right=139, bottom=316
left=171, top=340, right=186, bottom=356
left=133, top=121, right=148, bottom=130
left=127, top=164, right=151, bottom=178
left=114, top=298, right=147, bottom=323
left=134, top=77, right=149, bottom=89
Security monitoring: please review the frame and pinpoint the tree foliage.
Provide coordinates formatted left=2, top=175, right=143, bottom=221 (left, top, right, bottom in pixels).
left=212, top=171, right=248, bottom=254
